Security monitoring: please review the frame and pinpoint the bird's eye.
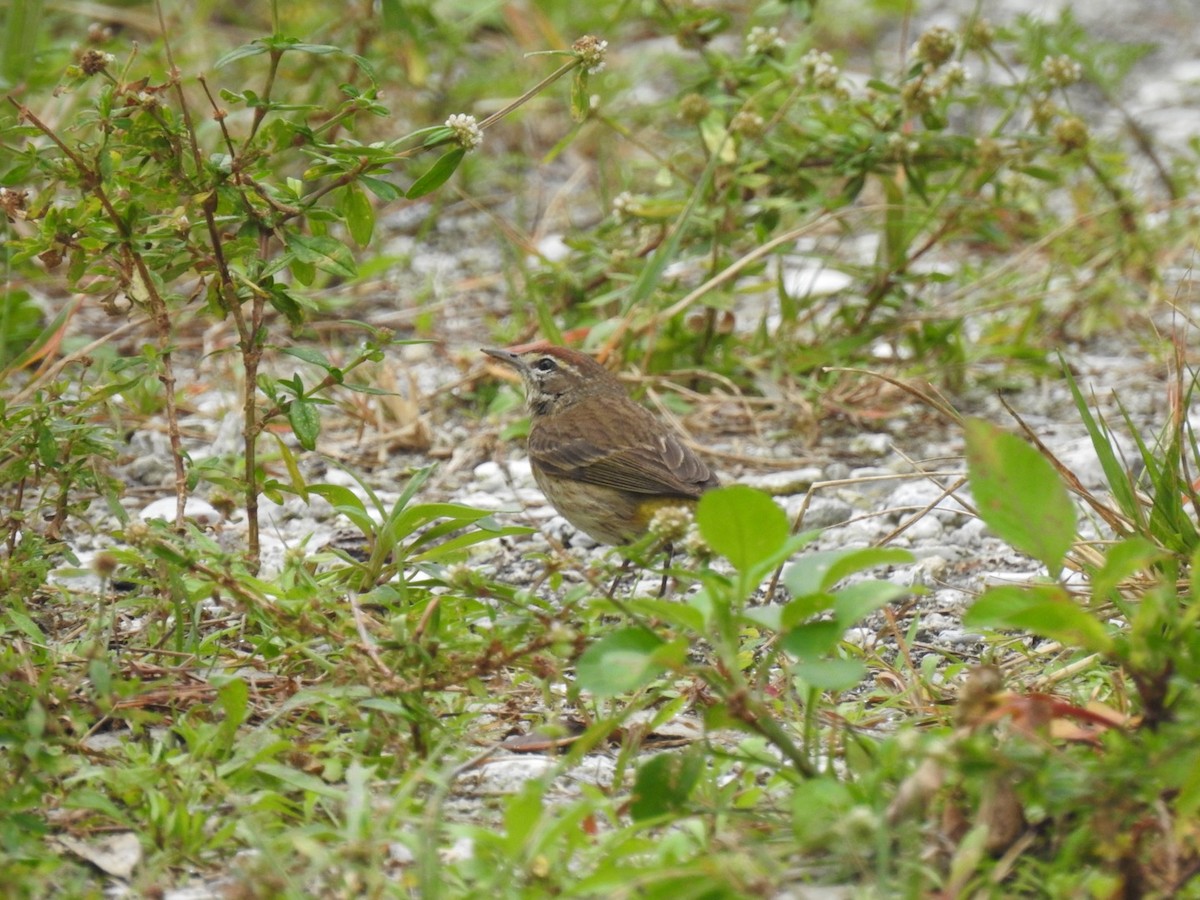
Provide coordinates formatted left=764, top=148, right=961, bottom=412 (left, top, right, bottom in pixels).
left=534, top=357, right=557, bottom=373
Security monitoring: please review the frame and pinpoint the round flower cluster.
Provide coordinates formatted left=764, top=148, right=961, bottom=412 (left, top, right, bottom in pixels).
left=730, top=110, right=765, bottom=138
left=79, top=48, right=115, bottom=76
left=573, top=35, right=608, bottom=74
left=801, top=49, right=840, bottom=91
left=1053, top=116, right=1089, bottom=153
left=914, top=25, right=957, bottom=69
left=1042, top=54, right=1083, bottom=88
left=746, top=25, right=785, bottom=57
left=445, top=113, right=483, bottom=151
left=679, top=92, right=711, bottom=124
left=612, top=190, right=637, bottom=222
left=647, top=504, right=694, bottom=544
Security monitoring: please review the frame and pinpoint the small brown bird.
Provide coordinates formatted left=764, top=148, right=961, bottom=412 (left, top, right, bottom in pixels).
left=482, top=343, right=719, bottom=545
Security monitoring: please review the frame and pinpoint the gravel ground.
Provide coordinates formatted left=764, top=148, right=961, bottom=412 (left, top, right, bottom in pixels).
left=32, top=1, right=1200, bottom=894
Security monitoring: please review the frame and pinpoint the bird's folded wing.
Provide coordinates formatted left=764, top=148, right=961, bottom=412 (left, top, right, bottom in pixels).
left=529, top=429, right=715, bottom=497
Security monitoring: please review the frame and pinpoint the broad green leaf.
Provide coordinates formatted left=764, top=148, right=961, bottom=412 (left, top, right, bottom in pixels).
left=283, top=232, right=356, bottom=279
left=289, top=255, right=315, bottom=286
left=697, top=485, right=788, bottom=572
left=342, top=183, right=375, bottom=246
left=785, top=547, right=915, bottom=597
left=576, top=629, right=683, bottom=696
left=406, top=147, right=465, bottom=199
left=628, top=598, right=707, bottom=633
left=503, top=781, right=544, bottom=851
left=630, top=747, right=704, bottom=821
left=780, top=620, right=842, bottom=659
left=964, top=418, right=1075, bottom=576
left=288, top=399, right=320, bottom=451
left=779, top=592, right=836, bottom=630
left=965, top=584, right=1113, bottom=654
left=793, top=658, right=866, bottom=691
left=216, top=677, right=249, bottom=747
left=833, top=580, right=910, bottom=627
left=743, top=604, right=783, bottom=632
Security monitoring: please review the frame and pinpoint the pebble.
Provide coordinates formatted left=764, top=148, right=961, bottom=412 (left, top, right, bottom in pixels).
left=139, top=497, right=221, bottom=525
left=741, top=467, right=825, bottom=495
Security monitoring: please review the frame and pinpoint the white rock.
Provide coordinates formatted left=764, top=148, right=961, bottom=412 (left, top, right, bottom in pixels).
left=139, top=497, right=220, bottom=525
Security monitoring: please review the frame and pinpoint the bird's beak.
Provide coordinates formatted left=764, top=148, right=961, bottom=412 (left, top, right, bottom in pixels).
left=481, top=347, right=526, bottom=375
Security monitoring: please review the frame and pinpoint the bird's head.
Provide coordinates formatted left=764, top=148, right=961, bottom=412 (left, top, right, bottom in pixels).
left=482, top=342, right=620, bottom=418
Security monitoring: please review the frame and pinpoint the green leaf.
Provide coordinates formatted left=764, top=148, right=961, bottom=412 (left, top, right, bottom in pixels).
left=406, top=147, right=466, bottom=199
left=503, top=781, right=544, bottom=851
left=626, top=598, right=707, bottom=633
left=409, top=525, right=534, bottom=562
left=630, top=747, right=704, bottom=821
left=1090, top=537, right=1164, bottom=610
left=288, top=399, right=320, bottom=451
left=283, top=232, right=356, bottom=279
left=792, top=658, right=866, bottom=691
left=570, top=69, right=590, bottom=122
left=576, top=629, right=683, bottom=696
left=697, top=485, right=788, bottom=572
left=279, top=345, right=333, bottom=370
left=964, top=584, right=1114, bottom=654
left=214, top=41, right=270, bottom=68
left=778, top=592, right=836, bottom=629
left=1061, top=360, right=1141, bottom=524
left=4, top=608, right=46, bottom=641
left=964, top=418, right=1076, bottom=576
left=308, top=483, right=373, bottom=534
left=342, top=183, right=375, bottom=247
left=254, top=763, right=343, bottom=798
left=266, top=284, right=304, bottom=325
left=780, top=620, right=842, bottom=659
left=216, top=677, right=249, bottom=747
left=36, top=424, right=56, bottom=467
left=288, top=256, right=315, bottom=287
left=271, top=433, right=308, bottom=500
left=785, top=547, right=915, bottom=597
left=359, top=175, right=404, bottom=201
left=833, top=580, right=911, bottom=628
left=288, top=42, right=342, bottom=56
left=698, top=112, right=734, bottom=162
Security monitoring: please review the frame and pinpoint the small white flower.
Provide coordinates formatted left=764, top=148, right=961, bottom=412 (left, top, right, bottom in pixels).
left=746, top=25, right=785, bottom=57
left=1042, top=54, right=1083, bottom=88
left=573, top=35, right=608, bottom=74
left=445, top=113, right=483, bottom=151
left=801, top=49, right=840, bottom=90
left=612, top=190, right=635, bottom=222
left=940, top=61, right=969, bottom=90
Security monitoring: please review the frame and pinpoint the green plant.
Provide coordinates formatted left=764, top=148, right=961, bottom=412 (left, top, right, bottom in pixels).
left=881, top=357, right=1200, bottom=891
left=579, top=484, right=914, bottom=777
left=510, top=7, right=1170, bottom=394
left=1, top=2, right=602, bottom=569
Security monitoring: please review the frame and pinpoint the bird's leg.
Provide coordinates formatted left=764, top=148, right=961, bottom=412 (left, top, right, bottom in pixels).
left=606, top=557, right=633, bottom=598
left=657, top=542, right=675, bottom=598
